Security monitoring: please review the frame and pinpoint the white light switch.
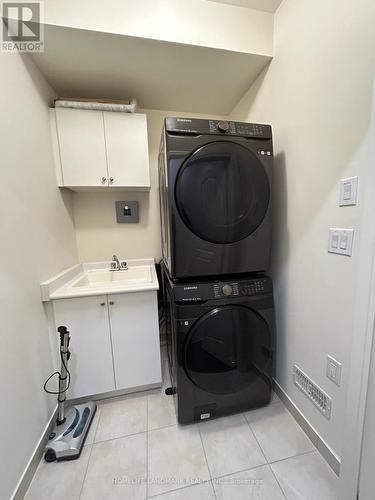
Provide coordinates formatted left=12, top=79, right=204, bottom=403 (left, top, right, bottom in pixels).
left=327, top=355, right=342, bottom=386
left=340, top=236, right=348, bottom=250
left=339, top=176, right=358, bottom=206
left=328, top=228, right=354, bottom=256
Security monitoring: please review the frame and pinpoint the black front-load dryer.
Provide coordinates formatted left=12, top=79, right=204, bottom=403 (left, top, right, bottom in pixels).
left=159, top=117, right=273, bottom=280
left=162, top=264, right=276, bottom=424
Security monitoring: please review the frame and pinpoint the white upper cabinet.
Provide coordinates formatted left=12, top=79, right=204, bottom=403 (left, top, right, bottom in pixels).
left=55, top=108, right=108, bottom=187
left=51, top=108, right=150, bottom=190
left=104, top=112, right=150, bottom=188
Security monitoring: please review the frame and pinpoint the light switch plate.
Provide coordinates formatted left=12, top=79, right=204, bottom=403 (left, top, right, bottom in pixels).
left=339, top=176, right=358, bottom=206
left=327, top=355, right=342, bottom=386
left=328, top=228, right=354, bottom=256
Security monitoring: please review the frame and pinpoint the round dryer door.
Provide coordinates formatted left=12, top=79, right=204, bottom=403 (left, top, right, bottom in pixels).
left=183, top=305, right=271, bottom=395
left=175, top=141, right=270, bottom=244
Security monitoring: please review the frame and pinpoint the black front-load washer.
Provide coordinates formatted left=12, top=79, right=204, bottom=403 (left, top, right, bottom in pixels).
left=159, top=117, right=273, bottom=280
left=162, top=263, right=276, bottom=424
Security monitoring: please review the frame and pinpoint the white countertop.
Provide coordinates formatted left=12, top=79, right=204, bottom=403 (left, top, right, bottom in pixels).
left=40, top=259, right=159, bottom=301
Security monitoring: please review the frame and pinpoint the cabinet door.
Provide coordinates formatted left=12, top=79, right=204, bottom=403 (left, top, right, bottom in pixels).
left=55, top=108, right=108, bottom=187
left=109, top=292, right=161, bottom=390
left=103, top=112, right=150, bottom=188
left=53, top=295, right=115, bottom=398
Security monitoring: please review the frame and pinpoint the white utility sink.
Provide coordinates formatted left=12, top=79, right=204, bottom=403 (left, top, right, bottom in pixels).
left=40, top=259, right=158, bottom=301
left=72, top=267, right=151, bottom=288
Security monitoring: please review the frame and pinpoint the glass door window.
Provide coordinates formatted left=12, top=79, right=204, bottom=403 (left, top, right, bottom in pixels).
left=175, top=142, right=270, bottom=244
left=184, top=305, right=271, bottom=395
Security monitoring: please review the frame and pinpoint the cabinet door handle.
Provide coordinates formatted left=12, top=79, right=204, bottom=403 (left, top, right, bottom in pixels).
left=101, top=176, right=107, bottom=184
left=109, top=301, right=114, bottom=305
left=100, top=302, right=106, bottom=306
left=109, top=177, right=114, bottom=183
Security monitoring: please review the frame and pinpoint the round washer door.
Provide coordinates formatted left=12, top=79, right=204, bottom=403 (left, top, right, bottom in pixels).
left=184, top=305, right=271, bottom=395
left=175, top=141, right=270, bottom=244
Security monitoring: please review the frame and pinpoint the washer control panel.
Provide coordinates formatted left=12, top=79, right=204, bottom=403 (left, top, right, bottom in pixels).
left=172, top=277, right=271, bottom=302
left=213, top=282, right=240, bottom=298
left=213, top=279, right=268, bottom=298
left=240, top=279, right=268, bottom=296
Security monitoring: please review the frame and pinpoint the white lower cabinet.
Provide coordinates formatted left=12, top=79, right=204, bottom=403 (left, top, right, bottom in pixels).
left=52, top=291, right=161, bottom=399
left=109, top=291, right=161, bottom=389
left=53, top=295, right=115, bottom=399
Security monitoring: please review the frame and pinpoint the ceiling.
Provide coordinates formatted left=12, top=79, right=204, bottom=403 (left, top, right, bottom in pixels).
left=207, top=0, right=283, bottom=13
left=31, top=24, right=271, bottom=115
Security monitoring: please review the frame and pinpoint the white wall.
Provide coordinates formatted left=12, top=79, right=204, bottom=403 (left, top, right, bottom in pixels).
left=73, top=109, right=224, bottom=262
left=0, top=52, right=78, bottom=499
left=44, top=0, right=273, bottom=56
left=230, top=0, right=375, bottom=458
left=344, top=77, right=375, bottom=499
left=359, top=318, right=375, bottom=498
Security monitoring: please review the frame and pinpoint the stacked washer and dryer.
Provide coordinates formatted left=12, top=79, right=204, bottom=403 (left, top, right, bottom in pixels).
left=158, top=117, right=276, bottom=423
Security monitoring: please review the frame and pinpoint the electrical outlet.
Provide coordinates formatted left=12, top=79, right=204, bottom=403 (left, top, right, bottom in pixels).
left=327, top=355, right=342, bottom=386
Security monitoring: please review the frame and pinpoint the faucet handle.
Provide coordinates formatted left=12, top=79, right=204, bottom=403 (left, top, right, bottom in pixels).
left=120, top=261, right=128, bottom=269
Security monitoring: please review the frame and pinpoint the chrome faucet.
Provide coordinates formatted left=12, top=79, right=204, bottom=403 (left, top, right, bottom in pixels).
left=110, top=255, right=128, bottom=271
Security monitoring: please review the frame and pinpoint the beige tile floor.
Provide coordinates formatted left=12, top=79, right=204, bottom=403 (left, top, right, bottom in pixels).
left=25, top=350, right=338, bottom=500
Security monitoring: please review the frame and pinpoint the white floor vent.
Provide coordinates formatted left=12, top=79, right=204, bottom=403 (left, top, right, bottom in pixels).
left=293, top=365, right=332, bottom=420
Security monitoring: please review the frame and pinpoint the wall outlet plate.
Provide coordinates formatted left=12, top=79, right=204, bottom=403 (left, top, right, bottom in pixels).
left=115, top=201, right=139, bottom=223
left=339, top=176, right=358, bottom=206
left=327, top=355, right=342, bottom=386
left=328, top=228, right=354, bottom=256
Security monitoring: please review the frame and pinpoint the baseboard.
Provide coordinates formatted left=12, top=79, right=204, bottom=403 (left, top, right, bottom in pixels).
left=67, top=382, right=161, bottom=406
left=273, top=381, right=341, bottom=476
left=11, top=405, right=58, bottom=500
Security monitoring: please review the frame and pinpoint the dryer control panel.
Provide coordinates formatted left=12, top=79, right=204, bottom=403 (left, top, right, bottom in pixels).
left=172, top=276, right=272, bottom=302
left=165, top=117, right=272, bottom=140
